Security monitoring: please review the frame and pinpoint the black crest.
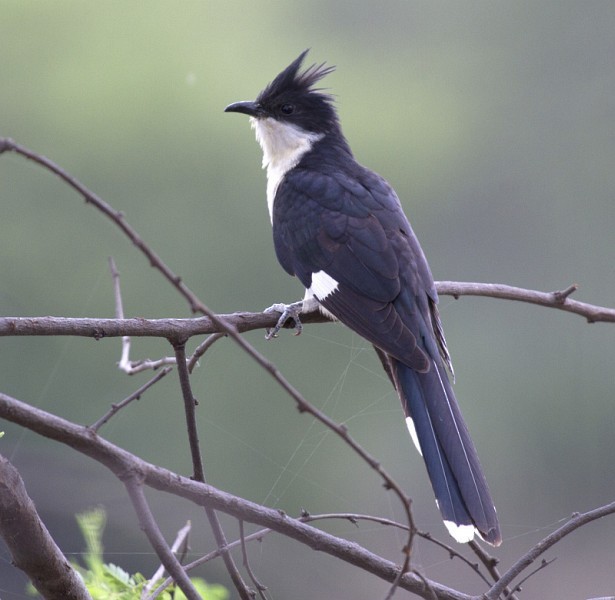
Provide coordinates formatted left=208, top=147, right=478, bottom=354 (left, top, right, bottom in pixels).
left=262, top=50, right=335, bottom=98
left=256, top=50, right=339, bottom=133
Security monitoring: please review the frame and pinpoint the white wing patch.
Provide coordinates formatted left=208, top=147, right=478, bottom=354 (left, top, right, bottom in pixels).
left=405, top=416, right=423, bottom=456
left=310, top=270, right=339, bottom=300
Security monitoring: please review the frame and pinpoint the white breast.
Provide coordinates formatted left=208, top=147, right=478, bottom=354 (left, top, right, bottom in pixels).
left=251, top=117, right=323, bottom=222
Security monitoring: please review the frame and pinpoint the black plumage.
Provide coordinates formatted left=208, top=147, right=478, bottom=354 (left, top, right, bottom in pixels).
left=225, top=50, right=501, bottom=546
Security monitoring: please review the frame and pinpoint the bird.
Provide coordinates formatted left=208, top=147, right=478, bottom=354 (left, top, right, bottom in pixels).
left=225, top=50, right=501, bottom=546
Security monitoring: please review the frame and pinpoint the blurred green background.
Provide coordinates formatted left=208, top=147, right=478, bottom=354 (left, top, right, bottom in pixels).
left=1, top=2, right=614, bottom=598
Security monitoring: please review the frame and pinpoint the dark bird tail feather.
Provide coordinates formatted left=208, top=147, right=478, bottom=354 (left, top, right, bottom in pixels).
left=375, top=347, right=501, bottom=546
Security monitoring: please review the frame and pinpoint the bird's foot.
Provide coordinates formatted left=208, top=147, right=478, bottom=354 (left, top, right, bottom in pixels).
left=264, top=301, right=305, bottom=340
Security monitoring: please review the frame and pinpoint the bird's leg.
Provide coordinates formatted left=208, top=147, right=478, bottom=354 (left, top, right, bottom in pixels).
left=264, top=297, right=321, bottom=340
left=264, top=300, right=304, bottom=339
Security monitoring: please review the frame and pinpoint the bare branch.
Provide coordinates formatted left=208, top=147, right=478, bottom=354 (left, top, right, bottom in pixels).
left=0, top=138, right=206, bottom=315
left=485, top=502, right=615, bottom=599
left=173, top=342, right=206, bottom=482
left=2, top=322, right=419, bottom=569
left=0, top=391, right=469, bottom=600
left=509, top=557, right=557, bottom=595
left=124, top=475, right=201, bottom=600
left=108, top=257, right=133, bottom=372
left=467, top=541, right=517, bottom=597
left=3, top=136, right=615, bottom=599
left=2, top=280, right=614, bottom=345
left=188, top=332, right=227, bottom=373
left=437, top=281, right=615, bottom=324
left=89, top=367, right=173, bottom=432
left=148, top=527, right=270, bottom=599
left=0, top=454, right=92, bottom=600
left=0, top=311, right=325, bottom=339
left=173, top=343, right=253, bottom=599
left=239, top=520, right=269, bottom=599
left=142, top=520, right=192, bottom=600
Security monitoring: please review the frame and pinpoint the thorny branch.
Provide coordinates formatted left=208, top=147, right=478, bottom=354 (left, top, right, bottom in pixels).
left=0, top=137, right=421, bottom=592
left=0, top=391, right=468, bottom=600
left=2, top=137, right=615, bottom=598
left=173, top=342, right=253, bottom=599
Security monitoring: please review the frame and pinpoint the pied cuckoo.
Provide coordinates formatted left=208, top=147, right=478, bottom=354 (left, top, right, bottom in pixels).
left=225, top=50, right=501, bottom=546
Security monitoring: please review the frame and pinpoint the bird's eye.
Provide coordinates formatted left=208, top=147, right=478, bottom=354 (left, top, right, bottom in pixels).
left=280, top=103, right=295, bottom=115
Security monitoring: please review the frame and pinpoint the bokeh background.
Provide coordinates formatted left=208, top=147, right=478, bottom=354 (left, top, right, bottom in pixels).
left=1, top=2, right=614, bottom=598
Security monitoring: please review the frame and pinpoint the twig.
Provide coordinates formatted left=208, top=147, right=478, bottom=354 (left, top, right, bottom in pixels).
left=147, top=527, right=271, bottom=599
left=413, top=569, right=438, bottom=600
left=120, top=356, right=179, bottom=374
left=301, top=508, right=489, bottom=585
left=1, top=139, right=421, bottom=559
left=467, top=541, right=518, bottom=599
left=0, top=390, right=469, bottom=600
left=89, top=367, right=173, bottom=432
left=436, top=281, right=615, bottom=324
left=414, top=532, right=490, bottom=587
left=124, top=475, right=201, bottom=600
left=485, top=503, right=615, bottom=599
left=188, top=332, right=226, bottom=373
left=252, top=352, right=417, bottom=579
left=239, top=520, right=269, bottom=599
left=108, top=257, right=133, bottom=374
left=0, top=138, right=206, bottom=315
left=109, top=256, right=180, bottom=374
left=142, top=520, right=192, bottom=600
left=173, top=343, right=205, bottom=481
left=4, top=138, right=615, bottom=598
left=173, top=343, right=253, bottom=600
left=508, top=557, right=556, bottom=596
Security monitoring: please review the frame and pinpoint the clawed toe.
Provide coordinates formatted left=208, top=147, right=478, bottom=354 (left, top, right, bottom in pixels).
left=264, top=301, right=304, bottom=339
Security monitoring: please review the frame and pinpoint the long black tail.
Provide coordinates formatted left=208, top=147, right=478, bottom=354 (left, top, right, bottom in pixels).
left=376, top=348, right=501, bottom=546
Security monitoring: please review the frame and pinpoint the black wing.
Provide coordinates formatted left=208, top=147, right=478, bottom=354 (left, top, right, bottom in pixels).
left=272, top=164, right=442, bottom=372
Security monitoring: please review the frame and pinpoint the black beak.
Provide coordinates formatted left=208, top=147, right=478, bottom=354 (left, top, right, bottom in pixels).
left=224, top=100, right=264, bottom=117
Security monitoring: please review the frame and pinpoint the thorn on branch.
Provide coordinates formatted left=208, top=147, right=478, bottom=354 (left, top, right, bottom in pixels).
left=511, top=556, right=557, bottom=593
left=0, top=137, right=12, bottom=153
left=552, top=283, right=578, bottom=304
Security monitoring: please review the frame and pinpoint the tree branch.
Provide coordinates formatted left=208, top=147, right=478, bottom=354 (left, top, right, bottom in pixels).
left=0, top=454, right=92, bottom=600
left=3, top=137, right=614, bottom=599
left=0, top=391, right=468, bottom=600
left=173, top=342, right=253, bottom=599
left=0, top=138, right=205, bottom=315
left=143, top=520, right=192, bottom=599
left=484, top=502, right=615, bottom=599
left=437, top=281, right=615, bottom=324
left=124, top=475, right=201, bottom=600
left=89, top=367, right=173, bottom=432
left=1, top=279, right=612, bottom=344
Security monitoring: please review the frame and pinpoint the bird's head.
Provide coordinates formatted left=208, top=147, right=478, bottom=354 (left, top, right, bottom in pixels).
left=225, top=51, right=344, bottom=171
left=225, top=49, right=337, bottom=135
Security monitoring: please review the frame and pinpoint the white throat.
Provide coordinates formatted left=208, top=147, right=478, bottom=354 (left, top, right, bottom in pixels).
left=251, top=117, right=323, bottom=222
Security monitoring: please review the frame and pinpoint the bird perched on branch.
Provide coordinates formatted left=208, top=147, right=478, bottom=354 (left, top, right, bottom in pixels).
left=225, top=50, right=501, bottom=546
